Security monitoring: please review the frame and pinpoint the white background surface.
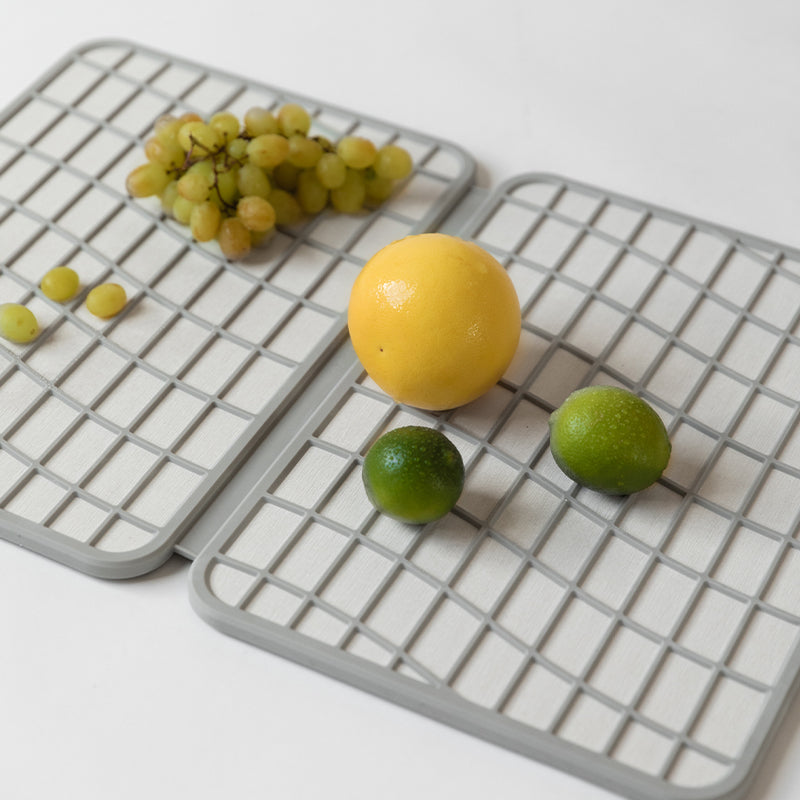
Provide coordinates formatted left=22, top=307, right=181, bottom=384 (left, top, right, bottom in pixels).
left=1, top=2, right=800, bottom=798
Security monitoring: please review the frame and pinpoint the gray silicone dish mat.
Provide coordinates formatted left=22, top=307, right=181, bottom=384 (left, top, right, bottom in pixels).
left=4, top=38, right=800, bottom=800
left=189, top=172, right=800, bottom=800
left=0, top=40, right=473, bottom=578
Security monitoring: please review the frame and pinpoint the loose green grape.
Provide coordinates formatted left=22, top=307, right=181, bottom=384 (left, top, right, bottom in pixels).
left=315, top=152, right=347, bottom=189
left=373, top=144, right=413, bottom=180
left=40, top=265, right=79, bottom=302
left=365, top=173, right=395, bottom=202
left=86, top=283, right=127, bottom=318
left=287, top=134, right=322, bottom=169
left=226, top=137, right=249, bottom=161
left=330, top=168, right=366, bottom=213
left=336, top=136, right=377, bottom=169
left=190, top=202, right=222, bottom=242
left=178, top=112, right=203, bottom=124
left=244, top=107, right=279, bottom=137
left=277, top=103, right=311, bottom=136
left=236, top=162, right=271, bottom=199
left=177, top=171, right=212, bottom=203
left=172, top=195, right=196, bottom=225
left=0, top=303, right=38, bottom=343
left=268, top=189, right=303, bottom=226
left=272, top=161, right=299, bottom=191
left=126, top=163, right=171, bottom=197
left=144, top=136, right=185, bottom=169
left=217, top=217, right=252, bottom=260
left=236, top=195, right=277, bottom=232
left=246, top=134, right=290, bottom=168
left=209, top=112, right=240, bottom=143
left=296, top=170, right=328, bottom=215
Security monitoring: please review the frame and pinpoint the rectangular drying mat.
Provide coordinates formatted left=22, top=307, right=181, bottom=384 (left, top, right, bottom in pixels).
left=189, top=172, right=800, bottom=800
left=0, top=39, right=473, bottom=578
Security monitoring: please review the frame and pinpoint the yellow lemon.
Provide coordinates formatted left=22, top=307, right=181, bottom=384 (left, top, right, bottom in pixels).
left=348, top=233, right=521, bottom=411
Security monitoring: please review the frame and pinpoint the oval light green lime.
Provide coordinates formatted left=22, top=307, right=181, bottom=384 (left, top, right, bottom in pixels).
left=549, top=386, right=671, bottom=495
left=362, top=426, right=465, bottom=524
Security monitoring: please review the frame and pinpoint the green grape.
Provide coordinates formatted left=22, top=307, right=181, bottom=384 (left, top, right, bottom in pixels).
left=296, top=170, right=328, bottom=215
left=287, top=134, right=322, bottom=169
left=336, top=136, right=377, bottom=169
left=129, top=105, right=391, bottom=255
left=236, top=195, right=277, bottom=232
left=365, top=173, right=394, bottom=202
left=268, top=189, right=303, bottom=226
left=244, top=107, right=279, bottom=137
left=190, top=201, right=222, bottom=242
left=126, top=162, right=171, bottom=197
left=226, top=137, right=249, bottom=161
left=247, top=133, right=290, bottom=168
left=178, top=121, right=223, bottom=154
left=186, top=158, right=215, bottom=181
left=86, top=283, right=127, bottom=318
left=209, top=112, right=240, bottom=143
left=144, top=136, right=185, bottom=169
left=236, top=162, right=271, bottom=199
left=0, top=303, right=38, bottom=343
left=176, top=120, right=201, bottom=151
left=177, top=171, right=212, bottom=203
left=217, top=217, right=252, bottom=260
left=250, top=225, right=277, bottom=245
left=315, top=152, right=347, bottom=189
left=172, top=195, right=196, bottom=225
left=330, top=168, right=366, bottom=213
left=40, top=265, right=79, bottom=302
left=277, top=103, right=311, bottom=136
left=154, top=114, right=178, bottom=135
left=154, top=115, right=185, bottom=146
left=273, top=161, right=299, bottom=191
left=160, top=179, right=179, bottom=215
left=373, top=144, right=413, bottom=180
left=212, top=165, right=240, bottom=208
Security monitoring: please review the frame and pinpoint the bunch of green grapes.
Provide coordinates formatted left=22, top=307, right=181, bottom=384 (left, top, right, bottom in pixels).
left=125, top=104, right=414, bottom=260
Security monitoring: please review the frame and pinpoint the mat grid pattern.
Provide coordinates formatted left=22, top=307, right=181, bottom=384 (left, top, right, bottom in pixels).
left=0, top=41, right=471, bottom=574
left=193, top=175, right=800, bottom=798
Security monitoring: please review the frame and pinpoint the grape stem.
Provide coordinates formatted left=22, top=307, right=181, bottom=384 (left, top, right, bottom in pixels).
left=181, top=133, right=243, bottom=213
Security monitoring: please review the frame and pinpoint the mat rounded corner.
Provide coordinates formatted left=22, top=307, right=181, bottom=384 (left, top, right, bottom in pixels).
left=0, top=517, right=179, bottom=580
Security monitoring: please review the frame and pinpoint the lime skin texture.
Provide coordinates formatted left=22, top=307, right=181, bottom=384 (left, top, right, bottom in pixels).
left=548, top=386, right=671, bottom=495
left=362, top=426, right=465, bottom=524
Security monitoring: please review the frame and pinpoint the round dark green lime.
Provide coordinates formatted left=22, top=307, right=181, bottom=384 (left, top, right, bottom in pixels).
left=362, top=426, right=465, bottom=524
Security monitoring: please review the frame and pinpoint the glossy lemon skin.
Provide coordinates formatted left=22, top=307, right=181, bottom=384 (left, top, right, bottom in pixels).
left=348, top=233, right=521, bottom=411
